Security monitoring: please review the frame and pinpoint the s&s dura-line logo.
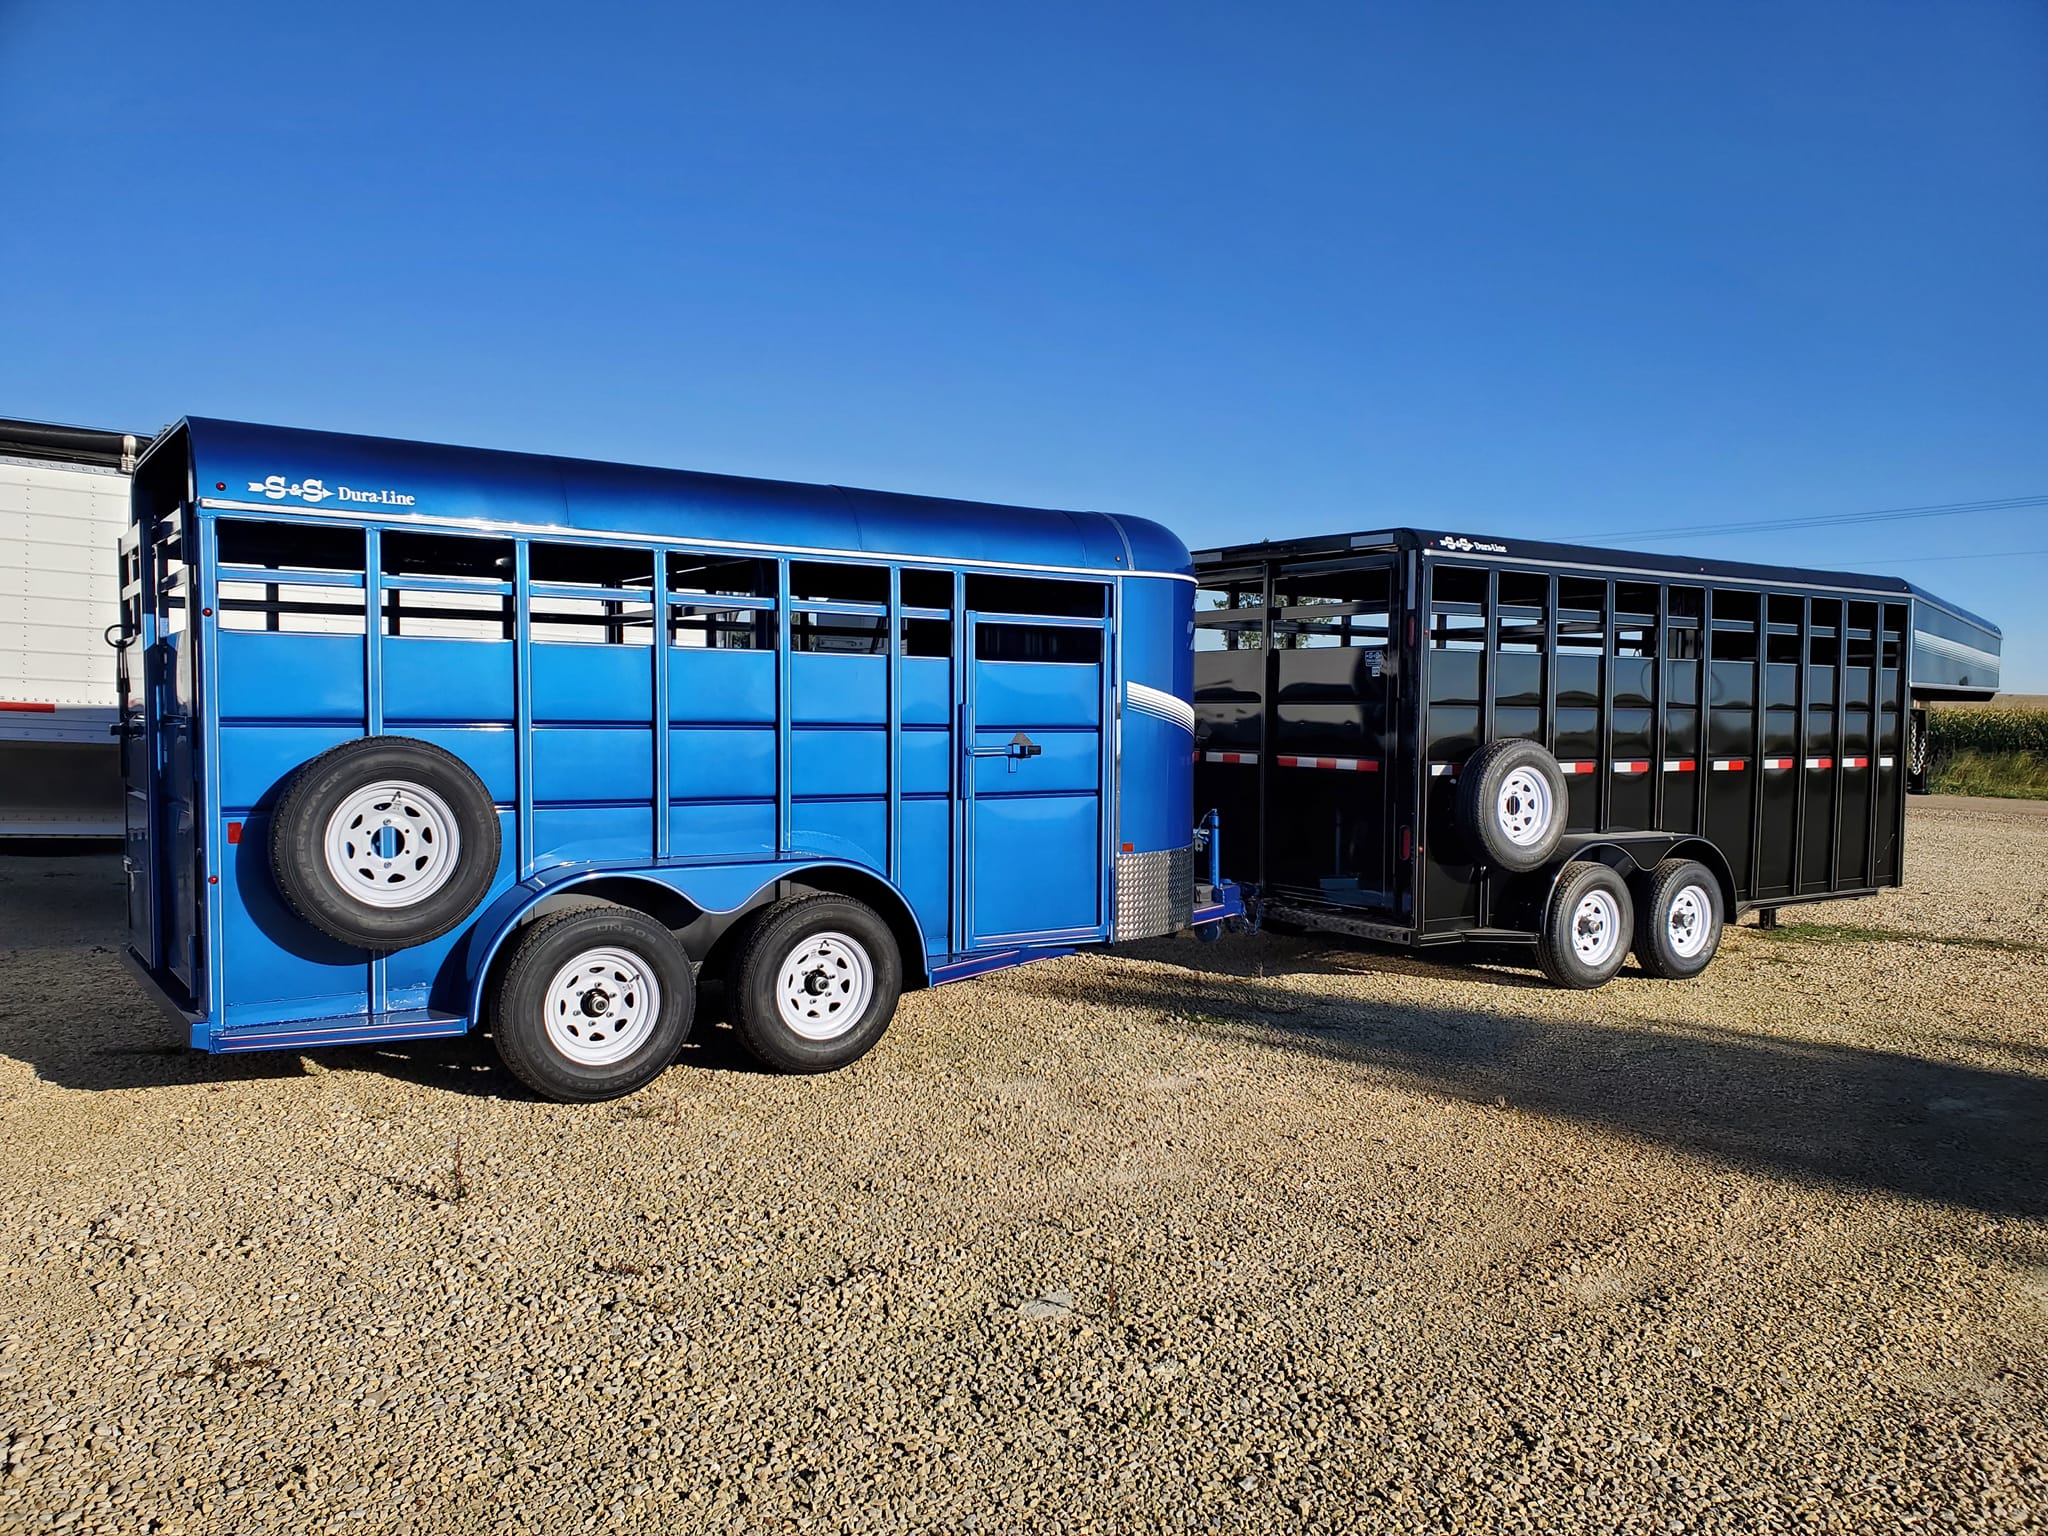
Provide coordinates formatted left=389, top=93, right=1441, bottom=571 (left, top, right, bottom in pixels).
left=1437, top=534, right=1507, bottom=555
left=247, top=474, right=417, bottom=507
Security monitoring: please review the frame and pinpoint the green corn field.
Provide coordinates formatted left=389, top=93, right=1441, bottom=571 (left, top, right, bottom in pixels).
left=1925, top=703, right=2048, bottom=799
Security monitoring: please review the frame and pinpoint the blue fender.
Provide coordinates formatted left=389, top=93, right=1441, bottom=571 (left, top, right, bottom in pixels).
left=460, top=859, right=931, bottom=1023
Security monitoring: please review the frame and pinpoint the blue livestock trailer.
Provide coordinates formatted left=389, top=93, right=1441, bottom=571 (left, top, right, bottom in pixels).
left=117, top=419, right=1236, bottom=1100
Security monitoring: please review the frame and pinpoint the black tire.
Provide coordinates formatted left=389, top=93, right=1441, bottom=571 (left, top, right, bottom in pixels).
left=269, top=736, right=500, bottom=950
left=1631, top=858, right=1724, bottom=979
left=729, top=894, right=902, bottom=1074
left=1536, top=861, right=1635, bottom=989
left=490, top=905, right=696, bottom=1102
left=1457, top=739, right=1568, bottom=872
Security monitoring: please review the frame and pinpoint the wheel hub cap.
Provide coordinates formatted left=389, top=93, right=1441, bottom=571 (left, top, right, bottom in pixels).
left=775, top=932, right=875, bottom=1042
left=542, top=948, right=661, bottom=1067
left=1497, top=768, right=1554, bottom=847
left=1667, top=885, right=1711, bottom=958
left=322, top=780, right=462, bottom=910
left=1571, top=889, right=1621, bottom=966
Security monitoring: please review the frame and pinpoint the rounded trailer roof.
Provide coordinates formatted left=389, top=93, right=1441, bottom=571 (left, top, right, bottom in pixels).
left=164, top=416, right=1191, bottom=579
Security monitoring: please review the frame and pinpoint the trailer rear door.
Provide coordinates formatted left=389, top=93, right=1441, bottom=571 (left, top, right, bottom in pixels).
left=1195, top=556, right=1402, bottom=913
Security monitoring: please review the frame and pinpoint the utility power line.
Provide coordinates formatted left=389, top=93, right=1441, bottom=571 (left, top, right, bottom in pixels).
left=1852, top=547, right=2048, bottom=566
left=1564, top=493, right=2048, bottom=546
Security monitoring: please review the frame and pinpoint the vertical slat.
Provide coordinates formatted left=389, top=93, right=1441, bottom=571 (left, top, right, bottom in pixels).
left=775, top=557, right=792, bottom=858
left=363, top=526, right=386, bottom=1015
left=1829, top=599, right=1847, bottom=889
left=1541, top=572, right=1558, bottom=753
left=1864, top=607, right=1882, bottom=886
left=1101, top=578, right=1118, bottom=936
left=948, top=570, right=966, bottom=956
left=886, top=564, right=901, bottom=884
left=1652, top=583, right=1668, bottom=831
left=1481, top=567, right=1497, bottom=743
left=652, top=549, right=670, bottom=861
left=1597, top=580, right=1614, bottom=833
left=1257, top=561, right=1277, bottom=891
left=196, top=513, right=228, bottom=1036
left=1413, top=556, right=1434, bottom=930
left=1478, top=567, right=1497, bottom=928
left=1893, top=603, right=1910, bottom=886
left=1746, top=591, right=1767, bottom=884
left=1790, top=596, right=1809, bottom=894
left=513, top=541, right=534, bottom=879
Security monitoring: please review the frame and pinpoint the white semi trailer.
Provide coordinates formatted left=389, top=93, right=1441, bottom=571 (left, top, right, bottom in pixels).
left=0, top=419, right=153, bottom=836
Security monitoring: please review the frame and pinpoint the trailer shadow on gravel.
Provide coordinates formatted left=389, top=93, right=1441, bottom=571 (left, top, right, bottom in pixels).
left=0, top=849, right=784, bottom=1099
left=1067, top=942, right=2048, bottom=1220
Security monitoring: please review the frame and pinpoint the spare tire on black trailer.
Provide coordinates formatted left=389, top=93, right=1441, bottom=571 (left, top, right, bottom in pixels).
left=1456, top=739, right=1568, bottom=873
left=269, top=735, right=501, bottom=951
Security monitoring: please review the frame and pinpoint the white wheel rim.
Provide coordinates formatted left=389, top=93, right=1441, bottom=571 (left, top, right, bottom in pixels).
left=775, top=931, right=874, bottom=1042
left=1667, top=884, right=1713, bottom=959
left=1570, top=889, right=1622, bottom=967
left=1496, top=767, right=1555, bottom=847
left=541, top=947, right=663, bottom=1067
left=322, top=780, right=461, bottom=909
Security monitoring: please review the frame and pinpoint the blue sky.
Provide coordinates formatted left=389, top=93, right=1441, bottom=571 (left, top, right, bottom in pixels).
left=5, top=2, right=2044, bottom=686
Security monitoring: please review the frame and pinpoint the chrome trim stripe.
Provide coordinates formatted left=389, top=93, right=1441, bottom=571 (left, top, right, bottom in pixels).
left=1125, top=680, right=1196, bottom=734
left=1914, top=628, right=2001, bottom=673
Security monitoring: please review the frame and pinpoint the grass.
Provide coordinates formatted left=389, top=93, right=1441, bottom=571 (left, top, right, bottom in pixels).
left=1749, top=921, right=2048, bottom=956
left=1925, top=703, right=2048, bottom=800
left=1929, top=749, right=2048, bottom=801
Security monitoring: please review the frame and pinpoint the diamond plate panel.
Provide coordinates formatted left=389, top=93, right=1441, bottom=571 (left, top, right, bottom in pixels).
left=1114, top=844, right=1195, bottom=941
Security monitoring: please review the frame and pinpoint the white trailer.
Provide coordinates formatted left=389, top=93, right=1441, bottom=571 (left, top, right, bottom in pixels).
left=0, top=419, right=151, bottom=836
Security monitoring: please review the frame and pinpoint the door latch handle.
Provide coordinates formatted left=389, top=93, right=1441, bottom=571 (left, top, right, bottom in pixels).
left=967, top=732, right=1043, bottom=772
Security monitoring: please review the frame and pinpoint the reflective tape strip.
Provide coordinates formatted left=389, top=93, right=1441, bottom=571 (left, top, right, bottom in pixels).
left=1711, top=758, right=1746, bottom=771
left=1806, top=756, right=1834, bottom=770
left=1879, top=755, right=1895, bottom=768
left=0, top=701, right=57, bottom=713
left=1558, top=760, right=1595, bottom=775
left=1844, top=755, right=1869, bottom=769
left=1429, top=763, right=1457, bottom=778
left=1201, top=751, right=1258, bottom=765
left=1612, top=760, right=1650, bottom=775
left=1277, top=754, right=1380, bottom=772
left=1662, top=758, right=1697, bottom=772
left=1762, top=757, right=1795, bottom=770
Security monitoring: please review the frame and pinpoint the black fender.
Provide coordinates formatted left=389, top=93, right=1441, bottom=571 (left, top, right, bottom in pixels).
left=1495, top=834, right=1738, bottom=934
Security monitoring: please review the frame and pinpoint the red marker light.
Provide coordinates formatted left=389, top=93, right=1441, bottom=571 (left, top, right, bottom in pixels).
left=227, top=821, right=243, bottom=844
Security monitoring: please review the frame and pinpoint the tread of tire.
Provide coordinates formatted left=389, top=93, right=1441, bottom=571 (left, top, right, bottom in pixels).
left=1632, top=858, right=1720, bottom=980
left=1536, top=861, right=1629, bottom=990
left=730, top=894, right=896, bottom=1073
left=492, top=905, right=692, bottom=1102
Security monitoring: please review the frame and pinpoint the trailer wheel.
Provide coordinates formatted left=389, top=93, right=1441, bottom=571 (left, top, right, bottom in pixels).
left=1458, top=739, right=1568, bottom=872
left=269, top=736, right=500, bottom=950
left=729, top=894, right=902, bottom=1074
left=490, top=905, right=696, bottom=1102
left=1537, top=861, right=1634, bottom=989
left=1630, top=858, right=1724, bottom=979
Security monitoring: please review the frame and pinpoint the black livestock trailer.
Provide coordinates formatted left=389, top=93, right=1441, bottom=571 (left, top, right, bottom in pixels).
left=1192, top=528, right=2001, bottom=987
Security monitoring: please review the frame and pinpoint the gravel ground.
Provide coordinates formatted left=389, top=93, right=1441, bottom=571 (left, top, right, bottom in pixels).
left=1, top=799, right=2043, bottom=1534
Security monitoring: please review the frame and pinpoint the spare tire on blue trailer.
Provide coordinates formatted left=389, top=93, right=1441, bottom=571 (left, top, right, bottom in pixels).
left=269, top=736, right=501, bottom=951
